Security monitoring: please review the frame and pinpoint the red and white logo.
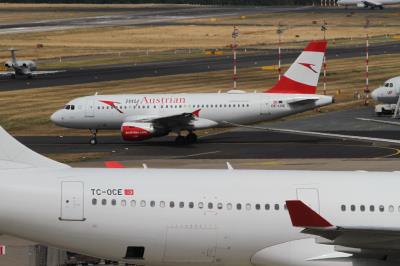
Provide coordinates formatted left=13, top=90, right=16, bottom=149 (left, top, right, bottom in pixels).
left=298, top=62, right=318, bottom=73
left=99, top=100, right=124, bottom=113
left=124, top=189, right=135, bottom=196
left=0, top=245, right=6, bottom=255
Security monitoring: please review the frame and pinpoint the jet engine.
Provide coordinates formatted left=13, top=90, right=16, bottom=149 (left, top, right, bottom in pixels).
left=121, top=122, right=168, bottom=141
left=4, top=62, right=11, bottom=68
left=357, top=2, right=367, bottom=7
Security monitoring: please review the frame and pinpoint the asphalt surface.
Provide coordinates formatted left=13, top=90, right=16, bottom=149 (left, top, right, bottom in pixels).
left=17, top=107, right=400, bottom=160
left=1, top=42, right=399, bottom=91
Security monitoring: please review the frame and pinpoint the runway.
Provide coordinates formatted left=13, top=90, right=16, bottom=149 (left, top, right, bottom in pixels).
left=17, top=107, right=400, bottom=161
left=1, top=42, right=399, bottom=91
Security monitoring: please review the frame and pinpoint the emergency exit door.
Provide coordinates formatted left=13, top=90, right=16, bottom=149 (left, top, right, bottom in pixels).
left=296, top=188, right=320, bottom=213
left=59, top=181, right=85, bottom=221
left=85, top=99, right=95, bottom=117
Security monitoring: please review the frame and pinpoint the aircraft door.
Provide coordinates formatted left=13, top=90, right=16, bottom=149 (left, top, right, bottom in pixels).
left=59, top=181, right=86, bottom=221
left=85, top=99, right=95, bottom=117
left=259, top=101, right=271, bottom=115
left=296, top=188, right=320, bottom=213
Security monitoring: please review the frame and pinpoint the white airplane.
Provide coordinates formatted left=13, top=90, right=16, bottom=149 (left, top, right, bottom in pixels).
left=51, top=40, right=333, bottom=145
left=0, top=48, right=62, bottom=79
left=337, top=0, right=400, bottom=9
left=2, top=126, right=400, bottom=265
left=371, top=77, right=400, bottom=104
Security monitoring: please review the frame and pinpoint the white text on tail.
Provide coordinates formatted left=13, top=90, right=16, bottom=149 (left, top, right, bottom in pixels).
left=266, top=40, right=327, bottom=94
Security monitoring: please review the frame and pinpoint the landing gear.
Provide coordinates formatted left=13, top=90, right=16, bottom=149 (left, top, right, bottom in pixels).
left=89, top=129, right=98, bottom=145
left=175, top=135, right=186, bottom=145
left=174, top=132, right=198, bottom=145
left=186, top=132, right=198, bottom=144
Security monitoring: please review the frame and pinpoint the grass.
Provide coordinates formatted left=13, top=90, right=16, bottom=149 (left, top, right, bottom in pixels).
left=1, top=53, right=400, bottom=136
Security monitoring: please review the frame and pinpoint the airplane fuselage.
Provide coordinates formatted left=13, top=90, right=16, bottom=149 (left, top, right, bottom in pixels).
left=51, top=93, right=333, bottom=131
left=0, top=167, right=399, bottom=266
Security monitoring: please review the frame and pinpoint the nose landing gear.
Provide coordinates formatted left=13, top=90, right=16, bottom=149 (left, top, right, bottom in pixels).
left=89, top=129, right=98, bottom=145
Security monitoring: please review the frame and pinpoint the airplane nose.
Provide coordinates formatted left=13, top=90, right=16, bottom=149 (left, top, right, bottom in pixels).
left=371, top=89, right=379, bottom=101
left=50, top=110, right=64, bottom=125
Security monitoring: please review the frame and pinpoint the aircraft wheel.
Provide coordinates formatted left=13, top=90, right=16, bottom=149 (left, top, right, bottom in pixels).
left=186, top=132, right=198, bottom=144
left=175, top=135, right=186, bottom=145
left=89, top=137, right=97, bottom=145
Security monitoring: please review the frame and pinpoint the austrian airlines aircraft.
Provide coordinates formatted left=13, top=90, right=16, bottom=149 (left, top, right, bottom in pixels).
left=337, top=0, right=400, bottom=9
left=1, top=126, right=400, bottom=266
left=51, top=40, right=333, bottom=145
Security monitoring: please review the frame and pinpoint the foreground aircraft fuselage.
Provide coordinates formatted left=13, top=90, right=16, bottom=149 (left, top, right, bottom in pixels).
left=0, top=127, right=399, bottom=266
left=2, top=167, right=400, bottom=266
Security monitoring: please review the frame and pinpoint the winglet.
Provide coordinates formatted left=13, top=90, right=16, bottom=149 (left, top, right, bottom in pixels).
left=286, top=200, right=332, bottom=228
left=104, top=161, right=126, bottom=168
left=192, top=109, right=201, bottom=117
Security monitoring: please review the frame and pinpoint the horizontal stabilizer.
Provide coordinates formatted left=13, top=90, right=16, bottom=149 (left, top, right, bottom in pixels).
left=286, top=200, right=332, bottom=228
left=0, top=127, right=69, bottom=169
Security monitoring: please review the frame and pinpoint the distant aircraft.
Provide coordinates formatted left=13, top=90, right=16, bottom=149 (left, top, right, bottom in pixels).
left=337, top=0, right=400, bottom=9
left=371, top=77, right=400, bottom=115
left=51, top=40, right=333, bottom=145
left=2, top=126, right=400, bottom=265
left=0, top=48, right=62, bottom=79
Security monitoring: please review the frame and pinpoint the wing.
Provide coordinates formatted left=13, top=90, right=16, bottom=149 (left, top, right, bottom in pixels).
left=362, top=0, right=383, bottom=6
left=0, top=71, right=14, bottom=77
left=286, top=200, right=400, bottom=251
left=125, top=109, right=217, bottom=130
left=221, top=121, right=400, bottom=145
left=31, top=70, right=64, bottom=76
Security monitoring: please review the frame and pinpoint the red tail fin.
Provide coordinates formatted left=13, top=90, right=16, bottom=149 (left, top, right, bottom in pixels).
left=266, top=40, right=327, bottom=94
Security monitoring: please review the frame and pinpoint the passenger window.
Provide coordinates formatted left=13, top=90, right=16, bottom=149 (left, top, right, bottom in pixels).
left=208, top=202, right=213, bottom=209
left=217, top=203, right=223, bottom=209
left=170, top=201, right=175, bottom=208
left=350, top=205, right=355, bottom=211
left=140, top=200, right=146, bottom=207
left=179, top=202, right=184, bottom=208
left=102, top=199, right=107, bottom=206
left=341, top=204, right=346, bottom=211
left=255, top=204, right=260, bottom=210
left=226, top=203, right=232, bottom=210
left=160, top=201, right=165, bottom=208
left=111, top=199, right=117, bottom=206
left=284, top=204, right=287, bottom=210
left=265, top=204, right=270, bottom=210
left=121, top=200, right=126, bottom=207
left=130, top=200, right=136, bottom=207
left=189, top=202, right=194, bottom=208
left=370, top=205, right=374, bottom=212
left=379, top=205, right=384, bottom=212
left=389, top=205, right=394, bottom=213
left=245, top=203, right=251, bottom=210
left=360, top=205, right=365, bottom=212
left=92, top=198, right=97, bottom=205
left=236, top=203, right=242, bottom=210
left=274, top=204, right=279, bottom=210
left=198, top=202, right=204, bottom=209
left=150, top=201, right=155, bottom=207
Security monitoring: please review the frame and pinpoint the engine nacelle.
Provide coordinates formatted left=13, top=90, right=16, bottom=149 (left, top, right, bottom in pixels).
left=357, top=2, right=367, bottom=7
left=4, top=61, right=11, bottom=68
left=121, top=122, right=169, bottom=141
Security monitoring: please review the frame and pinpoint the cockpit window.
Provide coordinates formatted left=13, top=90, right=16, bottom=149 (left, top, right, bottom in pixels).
left=64, top=105, right=75, bottom=110
left=71, top=105, right=75, bottom=110
left=65, top=105, right=70, bottom=110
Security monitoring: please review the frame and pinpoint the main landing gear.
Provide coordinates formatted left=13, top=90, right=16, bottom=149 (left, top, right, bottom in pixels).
left=89, top=129, right=98, bottom=145
left=175, top=132, right=198, bottom=145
